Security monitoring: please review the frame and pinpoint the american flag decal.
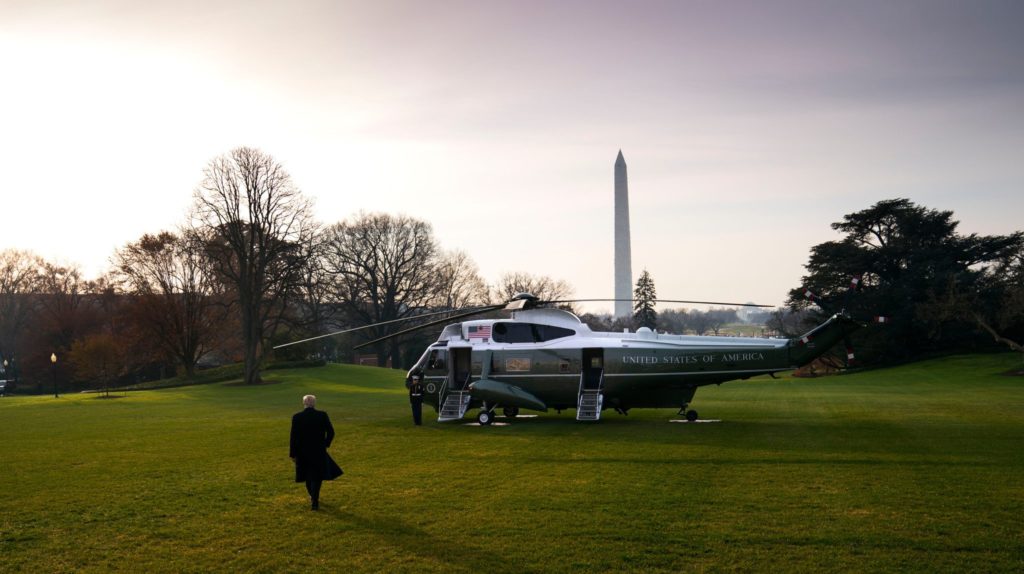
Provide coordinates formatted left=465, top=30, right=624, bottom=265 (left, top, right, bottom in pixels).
left=468, top=325, right=491, bottom=340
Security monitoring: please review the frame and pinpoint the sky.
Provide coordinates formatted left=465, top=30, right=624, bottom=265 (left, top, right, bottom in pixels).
left=2, top=0, right=1023, bottom=314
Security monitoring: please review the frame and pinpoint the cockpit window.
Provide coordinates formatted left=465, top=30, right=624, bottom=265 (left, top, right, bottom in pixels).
left=427, top=350, right=446, bottom=370
left=492, top=322, right=575, bottom=343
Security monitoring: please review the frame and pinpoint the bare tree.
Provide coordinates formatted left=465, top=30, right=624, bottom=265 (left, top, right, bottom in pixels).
left=191, top=147, right=319, bottom=385
left=68, top=333, right=121, bottom=396
left=323, top=212, right=438, bottom=366
left=36, top=262, right=90, bottom=352
left=282, top=238, right=340, bottom=360
left=434, top=249, right=489, bottom=310
left=492, top=272, right=574, bottom=304
left=766, top=307, right=815, bottom=338
left=579, top=312, right=635, bottom=333
left=113, top=230, right=226, bottom=377
left=687, top=309, right=712, bottom=336
left=707, top=308, right=739, bottom=336
left=0, top=250, right=44, bottom=374
left=658, top=308, right=688, bottom=334
left=578, top=312, right=614, bottom=332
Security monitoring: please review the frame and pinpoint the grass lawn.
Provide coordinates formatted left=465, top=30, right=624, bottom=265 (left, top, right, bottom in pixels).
left=1, top=354, right=1022, bottom=572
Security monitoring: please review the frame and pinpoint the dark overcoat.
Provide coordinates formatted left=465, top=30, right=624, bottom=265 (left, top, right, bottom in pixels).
left=290, top=407, right=343, bottom=482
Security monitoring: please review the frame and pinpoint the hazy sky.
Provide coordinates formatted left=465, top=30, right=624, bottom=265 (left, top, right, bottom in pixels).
left=2, top=0, right=1022, bottom=313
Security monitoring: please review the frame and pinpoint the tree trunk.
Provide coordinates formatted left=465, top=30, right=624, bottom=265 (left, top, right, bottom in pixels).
left=971, top=312, right=1024, bottom=354
left=242, top=301, right=262, bottom=385
left=244, top=340, right=262, bottom=384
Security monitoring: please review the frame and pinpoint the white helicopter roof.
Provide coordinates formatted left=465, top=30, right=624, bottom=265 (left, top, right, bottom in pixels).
left=434, top=308, right=787, bottom=350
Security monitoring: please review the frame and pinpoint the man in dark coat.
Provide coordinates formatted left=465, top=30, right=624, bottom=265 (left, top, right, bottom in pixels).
left=290, top=394, right=342, bottom=510
left=409, top=373, right=424, bottom=426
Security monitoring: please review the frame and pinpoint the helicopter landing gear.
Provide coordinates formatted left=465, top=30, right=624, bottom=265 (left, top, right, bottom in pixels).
left=502, top=406, right=519, bottom=418
left=678, top=404, right=699, bottom=422
left=477, top=409, right=494, bottom=426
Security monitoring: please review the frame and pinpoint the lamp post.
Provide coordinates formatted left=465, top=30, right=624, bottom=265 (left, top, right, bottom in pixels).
left=51, top=353, right=58, bottom=398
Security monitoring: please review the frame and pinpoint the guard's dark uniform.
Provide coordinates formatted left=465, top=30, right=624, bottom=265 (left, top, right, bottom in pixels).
left=409, top=378, right=424, bottom=425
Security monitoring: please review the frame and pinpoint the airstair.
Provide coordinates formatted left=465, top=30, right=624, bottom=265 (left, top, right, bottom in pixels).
left=438, top=378, right=472, bottom=422
left=576, top=370, right=604, bottom=421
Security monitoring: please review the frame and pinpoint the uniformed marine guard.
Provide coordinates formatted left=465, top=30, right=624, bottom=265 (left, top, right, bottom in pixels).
left=409, top=373, right=424, bottom=425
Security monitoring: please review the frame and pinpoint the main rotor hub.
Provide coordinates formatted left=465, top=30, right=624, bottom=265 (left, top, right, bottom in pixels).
left=506, top=292, right=540, bottom=310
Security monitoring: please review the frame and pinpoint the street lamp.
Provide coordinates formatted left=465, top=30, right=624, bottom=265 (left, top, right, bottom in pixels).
left=51, top=353, right=58, bottom=398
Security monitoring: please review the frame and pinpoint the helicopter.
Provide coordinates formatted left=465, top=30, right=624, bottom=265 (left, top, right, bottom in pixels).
left=279, top=292, right=870, bottom=425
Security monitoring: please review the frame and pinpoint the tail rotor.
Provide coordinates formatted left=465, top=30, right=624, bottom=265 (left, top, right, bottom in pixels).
left=801, top=272, right=888, bottom=369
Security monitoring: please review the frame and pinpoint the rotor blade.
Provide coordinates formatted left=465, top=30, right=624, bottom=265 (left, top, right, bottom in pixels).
left=544, top=298, right=776, bottom=308
left=353, top=303, right=506, bottom=350
left=843, top=335, right=856, bottom=367
left=272, top=305, right=498, bottom=350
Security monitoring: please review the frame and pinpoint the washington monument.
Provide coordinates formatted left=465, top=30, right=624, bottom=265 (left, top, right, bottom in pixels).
left=614, top=150, right=632, bottom=317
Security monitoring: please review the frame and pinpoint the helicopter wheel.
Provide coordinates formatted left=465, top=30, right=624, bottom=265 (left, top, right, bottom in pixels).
left=502, top=406, right=519, bottom=418
left=477, top=410, right=494, bottom=426
left=685, top=409, right=699, bottom=422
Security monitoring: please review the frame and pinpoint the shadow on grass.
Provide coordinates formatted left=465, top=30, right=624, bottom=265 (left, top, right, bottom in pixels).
left=521, top=455, right=994, bottom=468
left=418, top=415, right=1012, bottom=464
left=223, top=379, right=285, bottom=387
left=317, top=505, right=510, bottom=570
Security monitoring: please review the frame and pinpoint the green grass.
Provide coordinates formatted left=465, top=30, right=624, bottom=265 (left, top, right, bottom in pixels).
left=1, top=354, right=1022, bottom=573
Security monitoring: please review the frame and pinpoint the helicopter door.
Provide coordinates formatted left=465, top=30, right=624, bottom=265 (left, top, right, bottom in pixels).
left=582, top=348, right=604, bottom=390
left=450, top=348, right=472, bottom=390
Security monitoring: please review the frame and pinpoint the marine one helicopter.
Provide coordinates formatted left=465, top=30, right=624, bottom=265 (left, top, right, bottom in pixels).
left=279, top=292, right=869, bottom=425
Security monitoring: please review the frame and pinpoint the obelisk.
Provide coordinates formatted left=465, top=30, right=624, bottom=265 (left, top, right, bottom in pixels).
left=614, top=150, right=633, bottom=317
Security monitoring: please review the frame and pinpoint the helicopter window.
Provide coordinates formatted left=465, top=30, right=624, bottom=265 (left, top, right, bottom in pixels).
left=427, top=350, right=446, bottom=370
left=492, top=323, right=576, bottom=343
left=492, top=323, right=534, bottom=343
left=534, top=325, right=575, bottom=342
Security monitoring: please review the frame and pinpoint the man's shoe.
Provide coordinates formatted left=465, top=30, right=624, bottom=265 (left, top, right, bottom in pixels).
left=312, top=500, right=319, bottom=510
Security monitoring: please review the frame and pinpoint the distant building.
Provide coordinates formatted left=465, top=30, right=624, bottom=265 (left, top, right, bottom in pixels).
left=737, top=304, right=756, bottom=323
left=355, top=354, right=392, bottom=368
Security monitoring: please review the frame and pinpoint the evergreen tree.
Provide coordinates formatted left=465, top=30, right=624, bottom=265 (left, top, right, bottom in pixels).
left=633, top=269, right=657, bottom=330
left=788, top=198, right=1022, bottom=364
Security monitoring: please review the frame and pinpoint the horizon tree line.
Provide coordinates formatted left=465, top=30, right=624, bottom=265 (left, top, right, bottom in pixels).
left=3, top=150, right=1022, bottom=393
